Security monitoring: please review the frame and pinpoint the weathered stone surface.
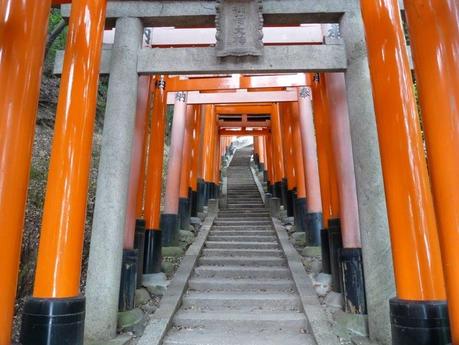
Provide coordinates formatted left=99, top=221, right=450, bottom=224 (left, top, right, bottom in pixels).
left=162, top=246, right=184, bottom=257
left=341, top=4, right=394, bottom=344
left=85, top=335, right=132, bottom=345
left=302, top=246, right=322, bottom=257
left=144, top=273, right=169, bottom=297
left=324, top=291, right=344, bottom=309
left=117, top=308, right=145, bottom=334
left=84, top=17, right=143, bottom=341
left=215, top=0, right=263, bottom=57
left=335, top=310, right=369, bottom=337
left=291, top=231, right=307, bottom=247
left=161, top=261, right=175, bottom=275
left=178, top=230, right=195, bottom=246
left=311, top=273, right=332, bottom=297
left=135, top=288, right=151, bottom=307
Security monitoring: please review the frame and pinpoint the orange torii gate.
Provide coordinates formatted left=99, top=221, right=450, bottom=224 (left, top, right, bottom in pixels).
left=1, top=0, right=458, bottom=344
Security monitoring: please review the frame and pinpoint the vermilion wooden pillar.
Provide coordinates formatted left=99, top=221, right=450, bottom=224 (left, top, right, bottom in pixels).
left=297, top=87, right=322, bottom=246
left=290, top=102, right=308, bottom=233
left=143, top=76, right=167, bottom=274
left=178, top=105, right=195, bottom=230
left=370, top=0, right=455, bottom=342
left=161, top=92, right=188, bottom=245
left=280, top=103, right=296, bottom=217
left=270, top=103, right=286, bottom=204
left=189, top=106, right=202, bottom=217
left=20, top=1, right=107, bottom=344
left=0, top=1, right=51, bottom=343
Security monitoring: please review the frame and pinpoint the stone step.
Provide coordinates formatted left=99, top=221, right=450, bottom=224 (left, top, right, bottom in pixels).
left=214, top=219, right=272, bottom=226
left=216, top=215, right=268, bottom=220
left=207, top=235, right=277, bottom=242
left=210, top=230, right=275, bottom=236
left=182, top=292, right=301, bottom=310
left=217, top=212, right=270, bottom=217
left=198, top=256, right=286, bottom=267
left=193, top=266, right=291, bottom=279
left=227, top=204, right=267, bottom=209
left=188, top=278, right=295, bottom=292
left=205, top=241, right=279, bottom=250
left=212, top=220, right=273, bottom=230
left=163, top=327, right=315, bottom=345
left=202, top=248, right=283, bottom=257
left=172, top=310, right=307, bottom=329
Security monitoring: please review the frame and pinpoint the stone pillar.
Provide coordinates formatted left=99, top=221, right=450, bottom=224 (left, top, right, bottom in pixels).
left=84, top=17, right=143, bottom=341
left=340, top=4, right=395, bottom=344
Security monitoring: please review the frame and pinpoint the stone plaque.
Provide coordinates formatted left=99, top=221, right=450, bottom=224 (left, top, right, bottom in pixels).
left=216, top=0, right=264, bottom=57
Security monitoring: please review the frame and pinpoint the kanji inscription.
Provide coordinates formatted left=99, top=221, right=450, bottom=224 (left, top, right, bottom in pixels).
left=216, top=0, right=264, bottom=57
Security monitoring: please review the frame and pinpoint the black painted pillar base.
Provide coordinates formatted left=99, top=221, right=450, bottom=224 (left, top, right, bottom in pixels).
left=328, top=218, right=343, bottom=293
left=259, top=162, right=265, bottom=173
left=215, top=184, right=220, bottom=199
left=119, top=249, right=138, bottom=312
left=305, top=212, right=322, bottom=246
left=281, top=178, right=288, bottom=207
left=134, top=219, right=146, bottom=288
left=295, top=197, right=307, bottom=232
left=320, top=229, right=331, bottom=274
left=292, top=191, right=298, bottom=228
left=263, top=170, right=268, bottom=183
left=178, top=197, right=190, bottom=230
left=20, top=296, right=85, bottom=345
left=160, top=213, right=178, bottom=246
left=267, top=181, right=274, bottom=195
left=190, top=189, right=198, bottom=217
left=339, top=248, right=367, bottom=314
left=390, top=299, right=451, bottom=345
left=143, top=230, right=162, bottom=274
left=253, top=153, right=260, bottom=168
left=286, top=189, right=295, bottom=217
left=197, top=178, right=206, bottom=212
left=274, top=181, right=282, bottom=200
left=205, top=181, right=213, bottom=206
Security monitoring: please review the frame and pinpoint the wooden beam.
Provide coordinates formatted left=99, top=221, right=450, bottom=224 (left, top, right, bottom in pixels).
left=220, top=129, right=271, bottom=136
left=216, top=104, right=273, bottom=114
left=167, top=73, right=312, bottom=92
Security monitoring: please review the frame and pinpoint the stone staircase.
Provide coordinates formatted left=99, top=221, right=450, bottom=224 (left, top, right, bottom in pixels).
left=162, top=146, right=316, bottom=345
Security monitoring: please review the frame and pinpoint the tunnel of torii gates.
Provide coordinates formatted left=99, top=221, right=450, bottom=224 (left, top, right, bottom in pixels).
left=0, top=0, right=458, bottom=345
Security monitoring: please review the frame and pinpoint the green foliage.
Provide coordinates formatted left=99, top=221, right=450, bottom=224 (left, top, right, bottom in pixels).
left=45, top=9, right=68, bottom=74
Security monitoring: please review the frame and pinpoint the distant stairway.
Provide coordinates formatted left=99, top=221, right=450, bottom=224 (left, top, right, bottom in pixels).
left=162, top=146, right=316, bottom=345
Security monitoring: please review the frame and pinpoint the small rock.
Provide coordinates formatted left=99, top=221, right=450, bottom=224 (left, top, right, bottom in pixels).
left=143, top=272, right=169, bottom=296
left=311, top=273, right=332, bottom=297
left=324, top=291, right=344, bottom=308
left=162, top=246, right=184, bottom=257
left=284, top=217, right=295, bottom=225
left=117, top=308, right=145, bottom=334
left=161, top=260, right=175, bottom=274
left=197, top=212, right=207, bottom=221
left=142, top=303, right=157, bottom=314
left=310, top=260, right=323, bottom=273
left=190, top=217, right=202, bottom=227
left=291, top=232, right=307, bottom=247
left=146, top=285, right=167, bottom=296
left=135, top=288, right=151, bottom=307
left=178, top=230, right=195, bottom=246
left=301, top=246, right=322, bottom=257
left=315, top=273, right=332, bottom=285
left=334, top=310, right=369, bottom=337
